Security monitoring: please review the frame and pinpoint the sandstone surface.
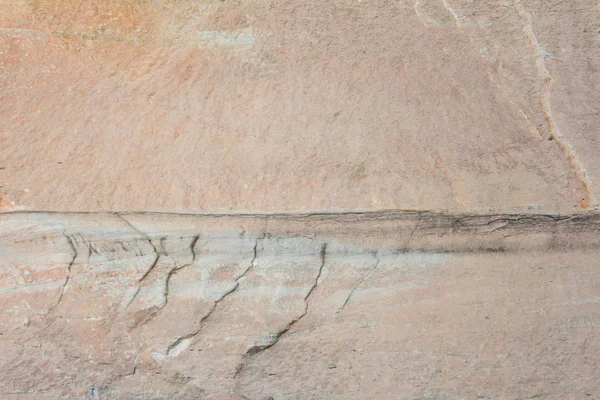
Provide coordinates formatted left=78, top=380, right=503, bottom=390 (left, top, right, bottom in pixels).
left=1, top=212, right=600, bottom=399
left=1, top=0, right=599, bottom=212
left=1, top=1, right=600, bottom=399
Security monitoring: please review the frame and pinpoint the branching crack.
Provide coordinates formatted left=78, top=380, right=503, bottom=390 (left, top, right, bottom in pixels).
left=234, top=243, right=327, bottom=378
left=162, top=235, right=200, bottom=308
left=122, top=239, right=160, bottom=312
left=138, top=240, right=161, bottom=283
left=118, top=214, right=165, bottom=311
left=514, top=0, right=596, bottom=208
left=131, top=235, right=200, bottom=326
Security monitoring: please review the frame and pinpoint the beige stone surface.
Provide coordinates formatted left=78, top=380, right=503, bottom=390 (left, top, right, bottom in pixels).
left=1, top=212, right=599, bottom=399
left=2, top=1, right=600, bottom=399
left=1, top=1, right=600, bottom=213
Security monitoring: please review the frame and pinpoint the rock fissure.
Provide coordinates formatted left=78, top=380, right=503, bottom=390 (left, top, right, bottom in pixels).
left=133, top=235, right=201, bottom=328
left=165, top=282, right=240, bottom=357
left=404, top=217, right=422, bottom=251
left=52, top=232, right=77, bottom=309
left=163, top=235, right=200, bottom=306
left=116, top=214, right=165, bottom=309
left=514, top=0, right=596, bottom=208
left=121, top=240, right=160, bottom=312
left=234, top=243, right=328, bottom=378
left=337, top=253, right=380, bottom=314
left=109, top=332, right=139, bottom=383
left=138, top=239, right=161, bottom=283
left=164, top=233, right=266, bottom=357
left=2, top=0, right=600, bottom=395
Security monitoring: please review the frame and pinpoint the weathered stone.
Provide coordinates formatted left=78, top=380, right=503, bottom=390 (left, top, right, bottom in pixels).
left=0, top=212, right=599, bottom=398
left=1, top=1, right=600, bottom=399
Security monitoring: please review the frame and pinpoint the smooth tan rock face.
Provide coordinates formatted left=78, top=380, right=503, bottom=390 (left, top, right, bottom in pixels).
left=1, top=0, right=599, bottom=213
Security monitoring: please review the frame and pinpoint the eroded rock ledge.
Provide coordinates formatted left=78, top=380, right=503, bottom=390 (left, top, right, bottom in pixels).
left=1, top=211, right=599, bottom=399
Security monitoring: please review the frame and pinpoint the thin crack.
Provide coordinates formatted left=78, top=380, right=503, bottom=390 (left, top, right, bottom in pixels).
left=165, top=233, right=265, bottom=357
left=118, top=214, right=163, bottom=311
left=137, top=240, right=160, bottom=283
left=131, top=235, right=200, bottom=326
left=337, top=252, right=380, bottom=314
left=486, top=222, right=511, bottom=235
left=234, top=243, right=327, bottom=378
left=190, top=235, right=199, bottom=263
left=162, top=235, right=200, bottom=308
left=514, top=0, right=596, bottom=208
left=122, top=239, right=160, bottom=311
left=52, top=232, right=77, bottom=308
left=72, top=233, right=94, bottom=263
left=231, top=232, right=266, bottom=282
left=117, top=214, right=163, bottom=267
left=162, top=234, right=201, bottom=299
left=403, top=217, right=422, bottom=252
left=122, top=287, right=141, bottom=311
left=166, top=282, right=240, bottom=357
left=122, top=332, right=139, bottom=378
left=108, top=332, right=139, bottom=384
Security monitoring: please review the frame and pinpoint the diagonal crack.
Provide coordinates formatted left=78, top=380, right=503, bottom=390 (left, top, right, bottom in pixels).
left=122, top=239, right=160, bottom=311
left=514, top=0, right=596, bottom=209
left=117, top=215, right=163, bottom=311
left=130, top=235, right=200, bottom=326
left=162, top=235, right=200, bottom=307
left=337, top=252, right=380, bottom=314
left=137, top=239, right=161, bottom=283
left=234, top=243, right=328, bottom=378
left=166, top=282, right=239, bottom=357
left=485, top=222, right=510, bottom=235
left=52, top=232, right=78, bottom=308
left=403, top=216, right=422, bottom=252
left=165, top=233, right=266, bottom=357
left=122, top=286, right=141, bottom=312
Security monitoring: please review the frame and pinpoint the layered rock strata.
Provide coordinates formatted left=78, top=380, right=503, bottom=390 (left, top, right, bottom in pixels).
left=1, top=211, right=599, bottom=399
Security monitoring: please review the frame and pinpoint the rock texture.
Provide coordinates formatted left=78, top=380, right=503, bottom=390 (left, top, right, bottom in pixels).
left=1, top=212, right=600, bottom=399
left=2, top=1, right=600, bottom=399
left=1, top=0, right=600, bottom=212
